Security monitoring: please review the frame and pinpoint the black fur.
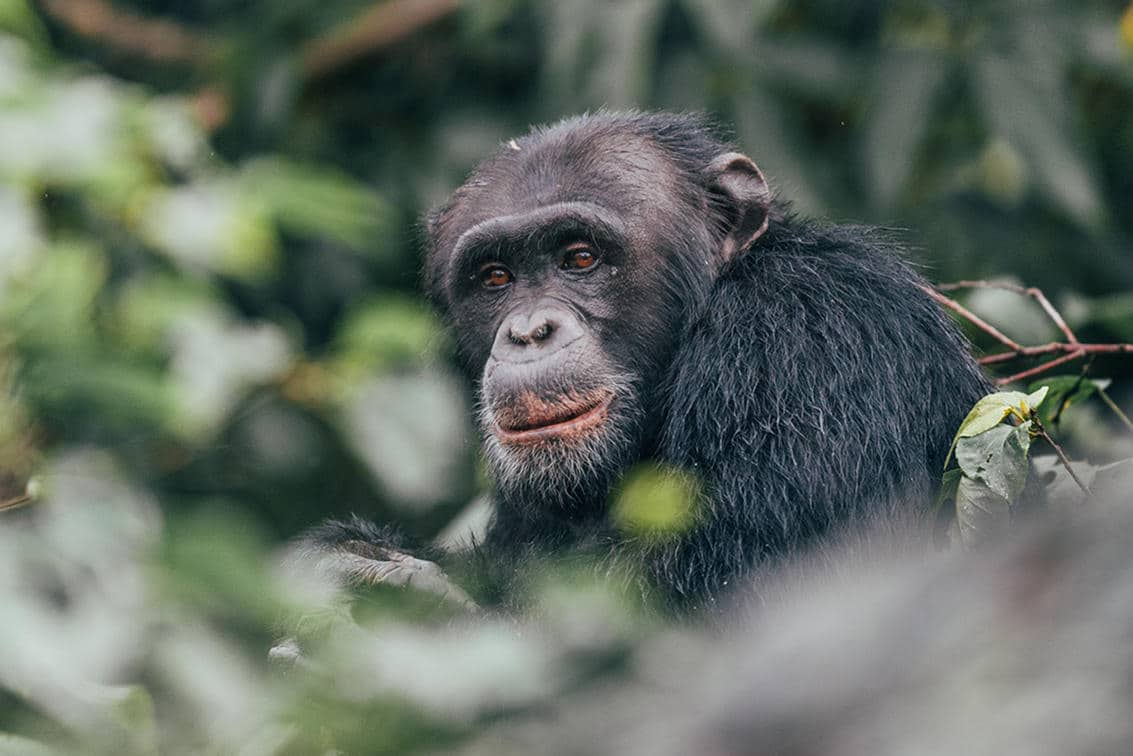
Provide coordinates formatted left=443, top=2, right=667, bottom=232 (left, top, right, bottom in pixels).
left=327, top=112, right=991, bottom=610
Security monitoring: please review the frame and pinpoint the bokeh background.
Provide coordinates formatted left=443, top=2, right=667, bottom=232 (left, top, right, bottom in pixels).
left=1, top=1, right=1132, bottom=753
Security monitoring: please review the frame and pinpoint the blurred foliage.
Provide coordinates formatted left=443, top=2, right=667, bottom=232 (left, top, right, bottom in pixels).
left=1, top=0, right=1133, bottom=752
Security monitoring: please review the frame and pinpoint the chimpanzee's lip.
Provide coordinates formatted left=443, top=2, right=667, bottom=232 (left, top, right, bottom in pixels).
left=494, top=392, right=612, bottom=444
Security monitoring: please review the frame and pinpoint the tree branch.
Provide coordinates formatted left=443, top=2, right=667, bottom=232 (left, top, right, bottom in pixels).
left=301, top=0, right=463, bottom=79
left=40, top=0, right=464, bottom=131
left=38, top=0, right=208, bottom=63
left=920, top=286, right=1022, bottom=352
left=0, top=492, right=33, bottom=513
left=993, top=350, right=1086, bottom=386
left=930, top=280, right=1133, bottom=385
left=937, top=280, right=1079, bottom=344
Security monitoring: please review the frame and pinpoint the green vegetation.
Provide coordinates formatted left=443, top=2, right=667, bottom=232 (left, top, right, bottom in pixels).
left=1, top=1, right=1131, bottom=752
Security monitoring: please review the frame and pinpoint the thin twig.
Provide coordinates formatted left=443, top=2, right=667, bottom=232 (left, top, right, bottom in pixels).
left=938, top=280, right=1080, bottom=344
left=994, top=350, right=1086, bottom=386
left=1050, top=356, right=1095, bottom=427
left=932, top=280, right=1133, bottom=384
left=978, top=342, right=1133, bottom=364
left=920, top=286, right=1022, bottom=351
left=1032, top=418, right=1091, bottom=496
left=1097, top=385, right=1133, bottom=435
left=0, top=493, right=32, bottom=513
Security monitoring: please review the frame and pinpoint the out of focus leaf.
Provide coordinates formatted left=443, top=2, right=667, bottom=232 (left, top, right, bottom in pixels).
left=955, top=475, right=1011, bottom=547
left=0, top=734, right=62, bottom=756
left=861, top=50, right=947, bottom=209
left=965, top=283, right=1055, bottom=346
left=1028, top=375, right=1111, bottom=427
left=167, top=309, right=293, bottom=438
left=680, top=0, right=762, bottom=56
left=113, top=276, right=220, bottom=354
left=1034, top=455, right=1133, bottom=510
left=612, top=464, right=700, bottom=537
left=107, top=685, right=158, bottom=756
left=3, top=242, right=106, bottom=350
left=1092, top=458, right=1133, bottom=504
left=539, top=0, right=665, bottom=108
left=0, top=1, right=49, bottom=47
left=754, top=38, right=862, bottom=100
left=1081, top=293, right=1133, bottom=341
left=21, top=357, right=173, bottom=433
left=331, top=295, right=447, bottom=387
left=0, top=76, right=131, bottom=187
left=162, top=506, right=281, bottom=624
left=140, top=181, right=278, bottom=280
left=0, top=185, right=43, bottom=289
left=239, top=158, right=394, bottom=253
left=137, top=98, right=208, bottom=171
left=341, top=369, right=469, bottom=511
left=972, top=55, right=1104, bottom=226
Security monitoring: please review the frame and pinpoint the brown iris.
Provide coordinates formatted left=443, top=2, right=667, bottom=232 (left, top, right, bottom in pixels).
left=561, top=242, right=597, bottom=270
left=481, top=265, right=513, bottom=288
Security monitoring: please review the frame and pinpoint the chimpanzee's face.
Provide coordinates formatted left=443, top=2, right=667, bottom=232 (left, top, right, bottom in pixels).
left=424, top=120, right=768, bottom=510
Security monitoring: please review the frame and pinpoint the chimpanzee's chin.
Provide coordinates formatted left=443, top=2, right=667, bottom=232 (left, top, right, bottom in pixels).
left=479, top=393, right=642, bottom=509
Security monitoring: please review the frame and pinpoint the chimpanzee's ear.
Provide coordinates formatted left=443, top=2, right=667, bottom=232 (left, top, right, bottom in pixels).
left=707, top=152, right=771, bottom=263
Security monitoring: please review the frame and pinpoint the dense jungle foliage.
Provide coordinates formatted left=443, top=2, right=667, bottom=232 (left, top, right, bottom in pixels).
left=1, top=1, right=1131, bottom=753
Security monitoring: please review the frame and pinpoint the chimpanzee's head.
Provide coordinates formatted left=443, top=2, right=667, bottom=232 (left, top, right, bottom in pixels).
left=424, top=112, right=771, bottom=512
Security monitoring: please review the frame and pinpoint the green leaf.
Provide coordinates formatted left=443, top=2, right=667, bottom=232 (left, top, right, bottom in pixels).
left=862, top=50, right=948, bottom=209
left=955, top=421, right=1032, bottom=502
left=238, top=158, right=394, bottom=253
left=340, top=369, right=470, bottom=511
left=0, top=733, right=62, bottom=756
left=933, top=467, right=963, bottom=518
left=945, top=390, right=1045, bottom=469
left=972, top=54, right=1104, bottom=226
left=539, top=0, right=666, bottom=109
left=331, top=295, right=447, bottom=381
left=107, top=685, right=158, bottom=756
left=955, top=475, right=1012, bottom=548
left=1028, top=375, right=1108, bottom=426
left=140, top=181, right=279, bottom=280
left=955, top=392, right=1027, bottom=437
left=611, top=464, right=700, bottom=538
left=1022, top=386, right=1049, bottom=414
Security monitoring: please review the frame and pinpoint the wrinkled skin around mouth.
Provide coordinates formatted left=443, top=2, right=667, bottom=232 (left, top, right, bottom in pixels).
left=492, top=389, right=614, bottom=445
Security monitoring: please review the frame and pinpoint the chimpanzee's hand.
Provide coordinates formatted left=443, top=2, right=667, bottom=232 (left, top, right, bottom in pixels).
left=269, top=517, right=477, bottom=666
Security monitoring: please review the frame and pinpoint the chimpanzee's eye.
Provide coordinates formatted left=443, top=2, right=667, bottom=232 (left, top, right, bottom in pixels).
left=561, top=242, right=598, bottom=271
left=480, top=265, right=513, bottom=288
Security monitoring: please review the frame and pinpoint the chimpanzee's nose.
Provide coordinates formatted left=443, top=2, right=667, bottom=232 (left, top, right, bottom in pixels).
left=508, top=318, right=554, bottom=345
left=492, top=304, right=583, bottom=361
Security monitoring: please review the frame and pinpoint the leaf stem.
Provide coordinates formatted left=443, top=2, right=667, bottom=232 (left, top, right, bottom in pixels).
left=1032, top=418, right=1091, bottom=497
left=1096, top=386, right=1133, bottom=435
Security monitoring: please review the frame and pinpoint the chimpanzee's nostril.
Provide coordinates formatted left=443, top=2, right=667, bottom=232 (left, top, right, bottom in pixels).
left=507, top=320, right=554, bottom=346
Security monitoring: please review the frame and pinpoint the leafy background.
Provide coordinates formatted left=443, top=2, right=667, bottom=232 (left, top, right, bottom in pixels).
left=1, top=0, right=1131, bottom=753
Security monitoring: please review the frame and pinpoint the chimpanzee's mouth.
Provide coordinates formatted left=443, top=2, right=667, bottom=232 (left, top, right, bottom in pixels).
left=494, top=391, right=613, bottom=444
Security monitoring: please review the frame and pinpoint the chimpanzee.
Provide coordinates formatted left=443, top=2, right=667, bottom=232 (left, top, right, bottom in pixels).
left=297, top=111, right=991, bottom=612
